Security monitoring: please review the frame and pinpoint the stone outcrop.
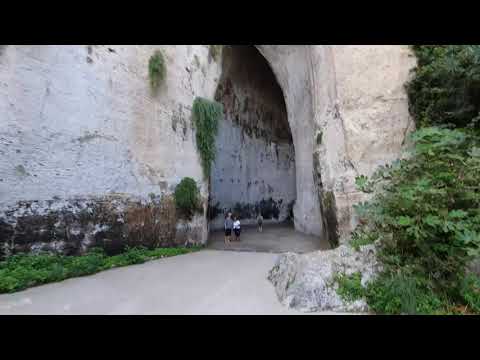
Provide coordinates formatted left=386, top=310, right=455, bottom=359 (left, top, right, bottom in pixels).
left=267, top=244, right=382, bottom=313
left=0, top=194, right=205, bottom=259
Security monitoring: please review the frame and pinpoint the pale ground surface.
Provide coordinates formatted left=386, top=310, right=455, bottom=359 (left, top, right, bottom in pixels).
left=0, top=226, right=353, bottom=315
left=208, top=223, right=331, bottom=253
left=0, top=250, right=351, bottom=315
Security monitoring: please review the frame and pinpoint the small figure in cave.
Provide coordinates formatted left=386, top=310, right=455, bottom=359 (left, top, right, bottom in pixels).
left=224, top=212, right=234, bottom=244
left=257, top=212, right=263, bottom=232
left=233, top=215, right=241, bottom=241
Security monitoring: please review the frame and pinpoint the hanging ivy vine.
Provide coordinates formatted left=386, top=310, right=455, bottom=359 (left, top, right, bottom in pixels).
left=148, top=49, right=166, bottom=91
left=192, top=97, right=223, bottom=179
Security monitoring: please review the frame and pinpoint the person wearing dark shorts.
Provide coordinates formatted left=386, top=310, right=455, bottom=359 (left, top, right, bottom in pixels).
left=224, top=212, right=233, bottom=244
left=257, top=213, right=263, bottom=232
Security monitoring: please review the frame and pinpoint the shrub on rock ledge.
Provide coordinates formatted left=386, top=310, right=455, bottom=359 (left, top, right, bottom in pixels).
left=174, top=177, right=202, bottom=219
left=148, top=49, right=166, bottom=91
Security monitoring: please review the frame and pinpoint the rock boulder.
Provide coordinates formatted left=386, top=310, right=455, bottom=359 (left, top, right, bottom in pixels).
left=267, top=244, right=382, bottom=313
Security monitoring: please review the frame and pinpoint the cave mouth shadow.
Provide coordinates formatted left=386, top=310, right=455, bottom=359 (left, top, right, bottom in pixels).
left=207, top=45, right=298, bottom=238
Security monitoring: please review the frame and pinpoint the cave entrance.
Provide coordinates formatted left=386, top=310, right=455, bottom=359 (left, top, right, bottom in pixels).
left=207, top=45, right=325, bottom=253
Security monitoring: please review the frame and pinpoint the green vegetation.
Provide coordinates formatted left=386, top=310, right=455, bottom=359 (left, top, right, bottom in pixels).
left=337, top=271, right=445, bottom=315
left=347, top=126, right=480, bottom=314
left=209, top=45, right=223, bottom=62
left=148, top=50, right=166, bottom=91
left=174, top=177, right=202, bottom=218
left=339, top=46, right=480, bottom=314
left=349, top=229, right=376, bottom=251
left=0, top=246, right=200, bottom=294
left=406, top=45, right=480, bottom=129
left=192, top=97, right=223, bottom=178
left=335, top=272, right=364, bottom=302
left=460, top=273, right=480, bottom=313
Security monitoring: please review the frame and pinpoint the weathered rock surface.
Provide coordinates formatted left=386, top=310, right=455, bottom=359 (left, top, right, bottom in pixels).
left=209, top=46, right=296, bottom=229
left=268, top=244, right=381, bottom=313
left=0, top=194, right=205, bottom=259
left=1, top=45, right=416, bottom=251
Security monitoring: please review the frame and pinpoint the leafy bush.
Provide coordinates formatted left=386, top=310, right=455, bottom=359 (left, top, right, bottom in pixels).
left=341, top=45, right=480, bottom=315
left=0, top=246, right=200, bottom=294
left=350, top=128, right=480, bottom=314
left=335, top=272, right=364, bottom=302
left=406, top=45, right=480, bottom=129
left=460, top=273, right=480, bottom=313
left=353, top=127, right=480, bottom=310
left=148, top=50, right=166, bottom=91
left=364, top=272, right=445, bottom=315
left=192, top=97, right=223, bottom=178
left=336, top=270, right=446, bottom=315
left=349, top=228, right=377, bottom=251
left=174, top=177, right=202, bottom=218
left=355, top=128, right=480, bottom=296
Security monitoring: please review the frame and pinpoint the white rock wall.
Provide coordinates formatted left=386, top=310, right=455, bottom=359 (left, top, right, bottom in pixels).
left=331, top=45, right=416, bottom=237
left=0, top=45, right=417, bottom=249
left=209, top=46, right=296, bottom=229
left=0, top=45, right=220, bottom=205
left=332, top=45, right=416, bottom=177
left=255, top=45, right=416, bottom=243
left=210, top=118, right=296, bottom=228
left=0, top=45, right=222, bottom=251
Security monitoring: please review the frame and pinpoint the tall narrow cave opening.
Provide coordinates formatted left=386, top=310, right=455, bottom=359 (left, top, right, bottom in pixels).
left=208, top=45, right=296, bottom=233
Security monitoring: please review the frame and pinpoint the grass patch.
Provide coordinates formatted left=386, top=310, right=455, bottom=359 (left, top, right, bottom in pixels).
left=335, top=271, right=447, bottom=314
left=364, top=272, right=445, bottom=315
left=0, top=246, right=201, bottom=294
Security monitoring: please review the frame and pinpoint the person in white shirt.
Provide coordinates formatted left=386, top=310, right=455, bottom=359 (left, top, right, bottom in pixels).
left=257, top=213, right=263, bottom=232
left=233, top=215, right=241, bottom=241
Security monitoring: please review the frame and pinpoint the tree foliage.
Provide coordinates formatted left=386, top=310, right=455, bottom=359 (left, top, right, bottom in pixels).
left=406, top=45, right=480, bottom=129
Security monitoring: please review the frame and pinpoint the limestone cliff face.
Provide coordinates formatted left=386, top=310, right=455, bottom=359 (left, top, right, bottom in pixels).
left=0, top=45, right=416, bottom=255
left=254, top=45, right=415, bottom=243
left=209, top=46, right=296, bottom=229
left=333, top=45, right=416, bottom=177
left=0, top=45, right=221, bottom=256
left=331, top=45, right=417, bottom=239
